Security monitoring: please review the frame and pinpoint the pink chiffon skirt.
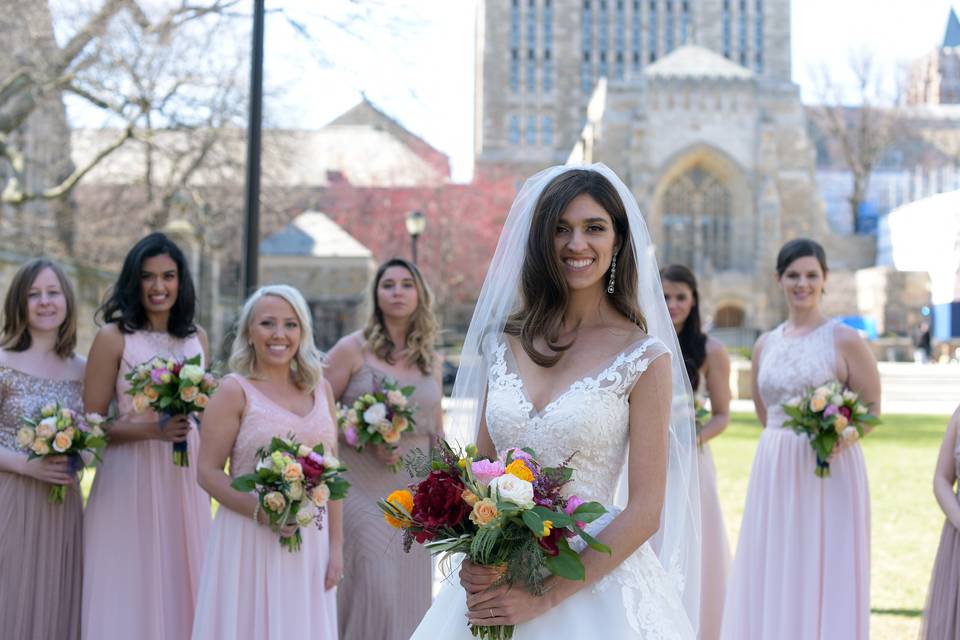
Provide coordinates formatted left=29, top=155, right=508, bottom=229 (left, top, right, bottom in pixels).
left=191, top=506, right=338, bottom=639
left=699, top=444, right=731, bottom=640
left=721, top=428, right=870, bottom=640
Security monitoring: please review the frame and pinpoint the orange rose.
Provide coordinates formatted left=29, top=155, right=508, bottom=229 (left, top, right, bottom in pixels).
left=505, top=459, right=534, bottom=483
left=180, top=386, right=200, bottom=403
left=383, top=489, right=414, bottom=528
left=144, top=386, right=159, bottom=401
left=194, top=394, right=209, bottom=409
left=469, top=498, right=498, bottom=526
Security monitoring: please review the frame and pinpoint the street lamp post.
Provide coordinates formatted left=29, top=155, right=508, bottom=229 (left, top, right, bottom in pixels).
left=405, top=210, right=426, bottom=264
left=241, top=0, right=266, bottom=297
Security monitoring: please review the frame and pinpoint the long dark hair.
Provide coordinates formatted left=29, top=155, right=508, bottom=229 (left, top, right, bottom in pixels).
left=660, top=264, right=707, bottom=390
left=362, top=258, right=439, bottom=375
left=776, top=238, right=828, bottom=276
left=505, top=169, right=646, bottom=367
left=1, top=258, right=78, bottom=358
left=97, top=232, right=197, bottom=338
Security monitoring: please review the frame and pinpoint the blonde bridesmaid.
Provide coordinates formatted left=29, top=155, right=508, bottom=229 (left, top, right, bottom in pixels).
left=326, top=258, right=443, bottom=640
left=82, top=233, right=211, bottom=640
left=661, top=264, right=731, bottom=640
left=0, top=259, right=85, bottom=639
left=192, top=285, right=340, bottom=638
left=721, top=239, right=880, bottom=640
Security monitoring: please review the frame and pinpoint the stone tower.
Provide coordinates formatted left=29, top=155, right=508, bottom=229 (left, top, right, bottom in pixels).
left=907, top=8, right=960, bottom=106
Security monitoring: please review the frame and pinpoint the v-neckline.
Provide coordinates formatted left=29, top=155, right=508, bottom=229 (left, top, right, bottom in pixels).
left=502, top=337, right=650, bottom=418
left=242, top=378, right=318, bottom=419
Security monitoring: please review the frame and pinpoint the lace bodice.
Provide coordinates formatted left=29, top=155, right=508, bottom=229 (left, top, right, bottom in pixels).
left=757, top=320, right=838, bottom=429
left=484, top=335, right=670, bottom=505
left=228, top=374, right=337, bottom=478
left=0, top=366, right=83, bottom=452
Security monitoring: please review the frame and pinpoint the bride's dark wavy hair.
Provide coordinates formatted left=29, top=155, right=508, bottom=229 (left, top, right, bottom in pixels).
left=504, top=169, right=646, bottom=367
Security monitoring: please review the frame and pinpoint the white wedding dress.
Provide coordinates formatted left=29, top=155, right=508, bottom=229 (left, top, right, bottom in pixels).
left=410, top=335, right=695, bottom=639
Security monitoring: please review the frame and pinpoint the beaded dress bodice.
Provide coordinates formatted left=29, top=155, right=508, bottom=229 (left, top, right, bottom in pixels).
left=0, top=366, right=83, bottom=452
left=484, top=335, right=670, bottom=505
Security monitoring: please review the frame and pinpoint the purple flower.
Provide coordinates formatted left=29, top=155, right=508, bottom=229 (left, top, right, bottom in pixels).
left=502, top=447, right=533, bottom=463
left=823, top=405, right=839, bottom=418
left=344, top=425, right=359, bottom=447
left=150, top=368, right=169, bottom=384
left=471, top=459, right=505, bottom=485
left=564, top=495, right=587, bottom=529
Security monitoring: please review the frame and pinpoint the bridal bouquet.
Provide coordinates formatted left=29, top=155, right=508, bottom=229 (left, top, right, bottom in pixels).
left=378, top=439, right=609, bottom=640
left=782, top=381, right=879, bottom=477
left=125, top=354, right=219, bottom=466
left=231, top=435, right=350, bottom=552
left=16, top=403, right=107, bottom=503
left=338, top=376, right=416, bottom=471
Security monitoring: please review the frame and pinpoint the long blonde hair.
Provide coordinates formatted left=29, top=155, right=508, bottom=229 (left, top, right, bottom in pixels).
left=228, top=285, right=324, bottom=391
left=363, top=258, right=439, bottom=375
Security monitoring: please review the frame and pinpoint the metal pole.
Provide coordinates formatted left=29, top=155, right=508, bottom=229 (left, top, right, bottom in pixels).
left=411, top=234, right=418, bottom=264
left=241, top=0, right=265, bottom=297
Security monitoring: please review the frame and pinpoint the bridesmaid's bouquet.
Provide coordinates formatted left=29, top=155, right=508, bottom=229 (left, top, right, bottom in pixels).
left=125, top=354, right=219, bottom=466
left=782, top=381, right=880, bottom=477
left=694, top=398, right=710, bottom=444
left=378, top=439, right=610, bottom=640
left=231, top=435, right=350, bottom=552
left=16, top=403, right=107, bottom=503
left=338, top=376, right=416, bottom=471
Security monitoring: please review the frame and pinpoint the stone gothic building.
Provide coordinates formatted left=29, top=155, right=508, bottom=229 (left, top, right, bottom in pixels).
left=475, top=0, right=877, bottom=335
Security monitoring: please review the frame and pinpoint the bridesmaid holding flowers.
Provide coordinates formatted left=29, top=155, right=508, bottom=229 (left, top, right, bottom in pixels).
left=326, top=258, right=443, bottom=640
left=192, top=285, right=340, bottom=638
left=0, top=258, right=85, bottom=639
left=82, top=233, right=211, bottom=640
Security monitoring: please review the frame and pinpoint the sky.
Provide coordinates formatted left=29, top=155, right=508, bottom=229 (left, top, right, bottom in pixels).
left=63, top=0, right=960, bottom=183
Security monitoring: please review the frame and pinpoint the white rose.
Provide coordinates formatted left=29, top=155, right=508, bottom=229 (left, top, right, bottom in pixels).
left=842, top=389, right=858, bottom=402
left=830, top=394, right=844, bottom=407
left=386, top=389, right=408, bottom=409
left=35, top=417, right=57, bottom=439
left=15, top=427, right=35, bottom=448
left=363, top=402, right=387, bottom=425
left=297, top=444, right=313, bottom=458
left=842, top=426, right=860, bottom=443
left=490, top=473, right=535, bottom=509
left=256, top=457, right=273, bottom=472
left=295, top=505, right=316, bottom=527
left=179, top=364, right=204, bottom=384
left=854, top=403, right=868, bottom=415
left=323, top=454, right=341, bottom=469
left=310, top=483, right=330, bottom=507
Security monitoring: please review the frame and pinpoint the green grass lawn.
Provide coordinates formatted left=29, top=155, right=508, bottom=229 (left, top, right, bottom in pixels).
left=712, top=412, right=948, bottom=640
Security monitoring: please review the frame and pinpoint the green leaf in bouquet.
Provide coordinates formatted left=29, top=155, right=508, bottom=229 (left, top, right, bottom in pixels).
left=326, top=476, right=351, bottom=500
left=858, top=414, right=881, bottom=426
left=782, top=405, right=803, bottom=420
left=571, top=524, right=612, bottom=554
left=470, top=522, right=503, bottom=564
left=541, top=465, right=574, bottom=484
left=230, top=475, right=258, bottom=492
left=543, top=539, right=585, bottom=581
left=531, top=505, right=572, bottom=528
left=571, top=501, right=607, bottom=523
left=521, top=509, right=545, bottom=535
left=400, top=385, right=416, bottom=396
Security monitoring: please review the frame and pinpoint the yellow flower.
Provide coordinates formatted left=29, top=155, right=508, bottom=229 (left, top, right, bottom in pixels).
left=457, top=457, right=468, bottom=469
left=384, top=489, right=414, bottom=529
left=541, top=520, right=553, bottom=537
left=505, top=459, right=534, bottom=483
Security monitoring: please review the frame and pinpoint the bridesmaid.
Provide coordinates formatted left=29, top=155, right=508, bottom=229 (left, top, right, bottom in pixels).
left=0, top=259, right=85, bottom=639
left=661, top=264, right=731, bottom=640
left=919, top=404, right=960, bottom=638
left=721, top=239, right=880, bottom=640
left=82, top=233, right=211, bottom=640
left=326, top=257, right=443, bottom=640
left=192, top=285, right=341, bottom=638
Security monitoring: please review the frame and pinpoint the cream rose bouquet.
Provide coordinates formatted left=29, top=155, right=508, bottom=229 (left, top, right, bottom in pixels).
left=17, top=403, right=107, bottom=503
left=378, top=439, right=609, bottom=640
left=124, top=354, right=219, bottom=466
left=783, top=380, right=880, bottom=477
left=338, top=376, right=416, bottom=472
left=231, top=435, right=350, bottom=552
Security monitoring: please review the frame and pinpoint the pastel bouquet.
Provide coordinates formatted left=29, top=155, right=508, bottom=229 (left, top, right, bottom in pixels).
left=782, top=380, right=880, bottom=477
left=231, top=435, right=350, bottom=552
left=124, top=354, right=219, bottom=466
left=378, top=439, right=609, bottom=640
left=338, top=376, right=416, bottom=471
left=16, top=403, right=107, bottom=503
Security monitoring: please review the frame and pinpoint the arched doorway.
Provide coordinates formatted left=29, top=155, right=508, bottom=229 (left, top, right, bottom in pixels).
left=715, top=305, right=746, bottom=328
left=661, top=167, right=732, bottom=271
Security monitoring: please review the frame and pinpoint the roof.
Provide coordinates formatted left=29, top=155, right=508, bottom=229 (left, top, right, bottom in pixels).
left=260, top=211, right=372, bottom=258
left=643, top=45, right=754, bottom=81
left=946, top=8, right=960, bottom=48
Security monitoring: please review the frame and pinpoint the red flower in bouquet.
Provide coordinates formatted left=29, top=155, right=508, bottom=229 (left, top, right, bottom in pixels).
left=537, top=525, right=565, bottom=557
left=411, top=470, right=469, bottom=533
left=301, top=452, right=325, bottom=482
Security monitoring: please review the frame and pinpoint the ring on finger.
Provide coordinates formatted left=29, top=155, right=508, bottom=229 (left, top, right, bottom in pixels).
left=488, top=608, right=495, bottom=619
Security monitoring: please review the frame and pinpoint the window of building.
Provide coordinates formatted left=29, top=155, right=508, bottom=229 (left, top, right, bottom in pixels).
left=648, top=0, right=657, bottom=62
left=599, top=0, right=609, bottom=77
left=754, top=0, right=763, bottom=71
left=544, top=49, right=553, bottom=91
left=662, top=167, right=733, bottom=270
left=615, top=0, right=625, bottom=79
left=681, top=0, right=689, bottom=43
left=582, top=0, right=594, bottom=92
left=509, top=115, right=520, bottom=145
left=738, top=0, right=747, bottom=66
left=526, top=49, right=536, bottom=92
left=631, top=0, right=641, bottom=71
left=665, top=0, right=674, bottom=51
left=543, top=0, right=554, bottom=91
left=510, top=1, right=521, bottom=91
left=543, top=116, right=554, bottom=146
left=722, top=0, right=731, bottom=58
left=526, top=115, right=537, bottom=146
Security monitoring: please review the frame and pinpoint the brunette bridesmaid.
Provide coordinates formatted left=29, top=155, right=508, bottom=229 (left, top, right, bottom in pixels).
left=326, top=258, right=443, bottom=640
left=0, top=259, right=85, bottom=639
left=82, top=233, right=211, bottom=640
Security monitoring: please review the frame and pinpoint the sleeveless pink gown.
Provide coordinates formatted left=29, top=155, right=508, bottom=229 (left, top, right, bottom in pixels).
left=721, top=321, right=870, bottom=639
left=191, top=374, right=338, bottom=639
left=82, top=330, right=211, bottom=640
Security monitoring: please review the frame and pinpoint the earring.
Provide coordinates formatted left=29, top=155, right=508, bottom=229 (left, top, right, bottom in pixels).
left=607, top=253, right=618, bottom=294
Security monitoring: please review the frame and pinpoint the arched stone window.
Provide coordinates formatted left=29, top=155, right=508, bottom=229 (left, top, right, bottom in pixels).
left=715, top=305, right=745, bottom=328
left=661, top=167, right=732, bottom=271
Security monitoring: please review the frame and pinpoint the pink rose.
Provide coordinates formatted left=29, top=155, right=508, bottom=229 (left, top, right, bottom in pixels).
left=564, top=495, right=587, bottom=529
left=823, top=405, right=839, bottom=418
left=471, top=459, right=505, bottom=485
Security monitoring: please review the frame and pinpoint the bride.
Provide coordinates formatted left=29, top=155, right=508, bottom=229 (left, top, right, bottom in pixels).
left=411, top=164, right=701, bottom=638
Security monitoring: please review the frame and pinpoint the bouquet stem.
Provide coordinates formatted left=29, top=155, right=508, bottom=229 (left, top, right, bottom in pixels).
left=470, top=623, right=514, bottom=639
left=173, top=441, right=189, bottom=467
left=279, top=530, right=302, bottom=552
left=815, top=457, right=831, bottom=478
left=47, top=484, right=66, bottom=504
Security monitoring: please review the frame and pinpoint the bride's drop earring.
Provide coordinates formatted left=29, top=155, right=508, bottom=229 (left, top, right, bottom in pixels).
left=607, top=253, right=617, bottom=294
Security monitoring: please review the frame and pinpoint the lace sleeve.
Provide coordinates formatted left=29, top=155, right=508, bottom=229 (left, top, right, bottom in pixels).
left=613, top=337, right=672, bottom=397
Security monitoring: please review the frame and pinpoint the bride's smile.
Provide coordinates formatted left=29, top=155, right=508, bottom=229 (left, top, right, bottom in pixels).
left=554, top=193, right=618, bottom=291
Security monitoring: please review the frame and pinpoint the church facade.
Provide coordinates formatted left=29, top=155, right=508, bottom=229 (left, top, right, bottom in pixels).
left=474, top=0, right=876, bottom=334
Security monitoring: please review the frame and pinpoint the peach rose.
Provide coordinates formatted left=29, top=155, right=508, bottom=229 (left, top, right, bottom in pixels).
left=52, top=431, right=73, bottom=453
left=842, top=426, right=860, bottom=443
left=386, top=389, right=408, bottom=409
left=809, top=393, right=827, bottom=413
left=310, top=484, right=331, bottom=508
left=194, top=394, right=209, bottom=409
left=382, top=424, right=403, bottom=444
left=180, top=386, right=199, bottom=403
left=461, top=489, right=480, bottom=507
left=142, top=386, right=159, bottom=401
left=391, top=415, right=409, bottom=433
left=263, top=491, right=286, bottom=513
left=31, top=438, right=51, bottom=456
left=132, top=394, right=151, bottom=413
left=35, top=418, right=56, bottom=439
left=282, top=461, right=304, bottom=482
left=15, top=427, right=35, bottom=448
left=376, top=420, right=393, bottom=436
left=469, top=498, right=498, bottom=526
left=833, top=414, right=849, bottom=431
